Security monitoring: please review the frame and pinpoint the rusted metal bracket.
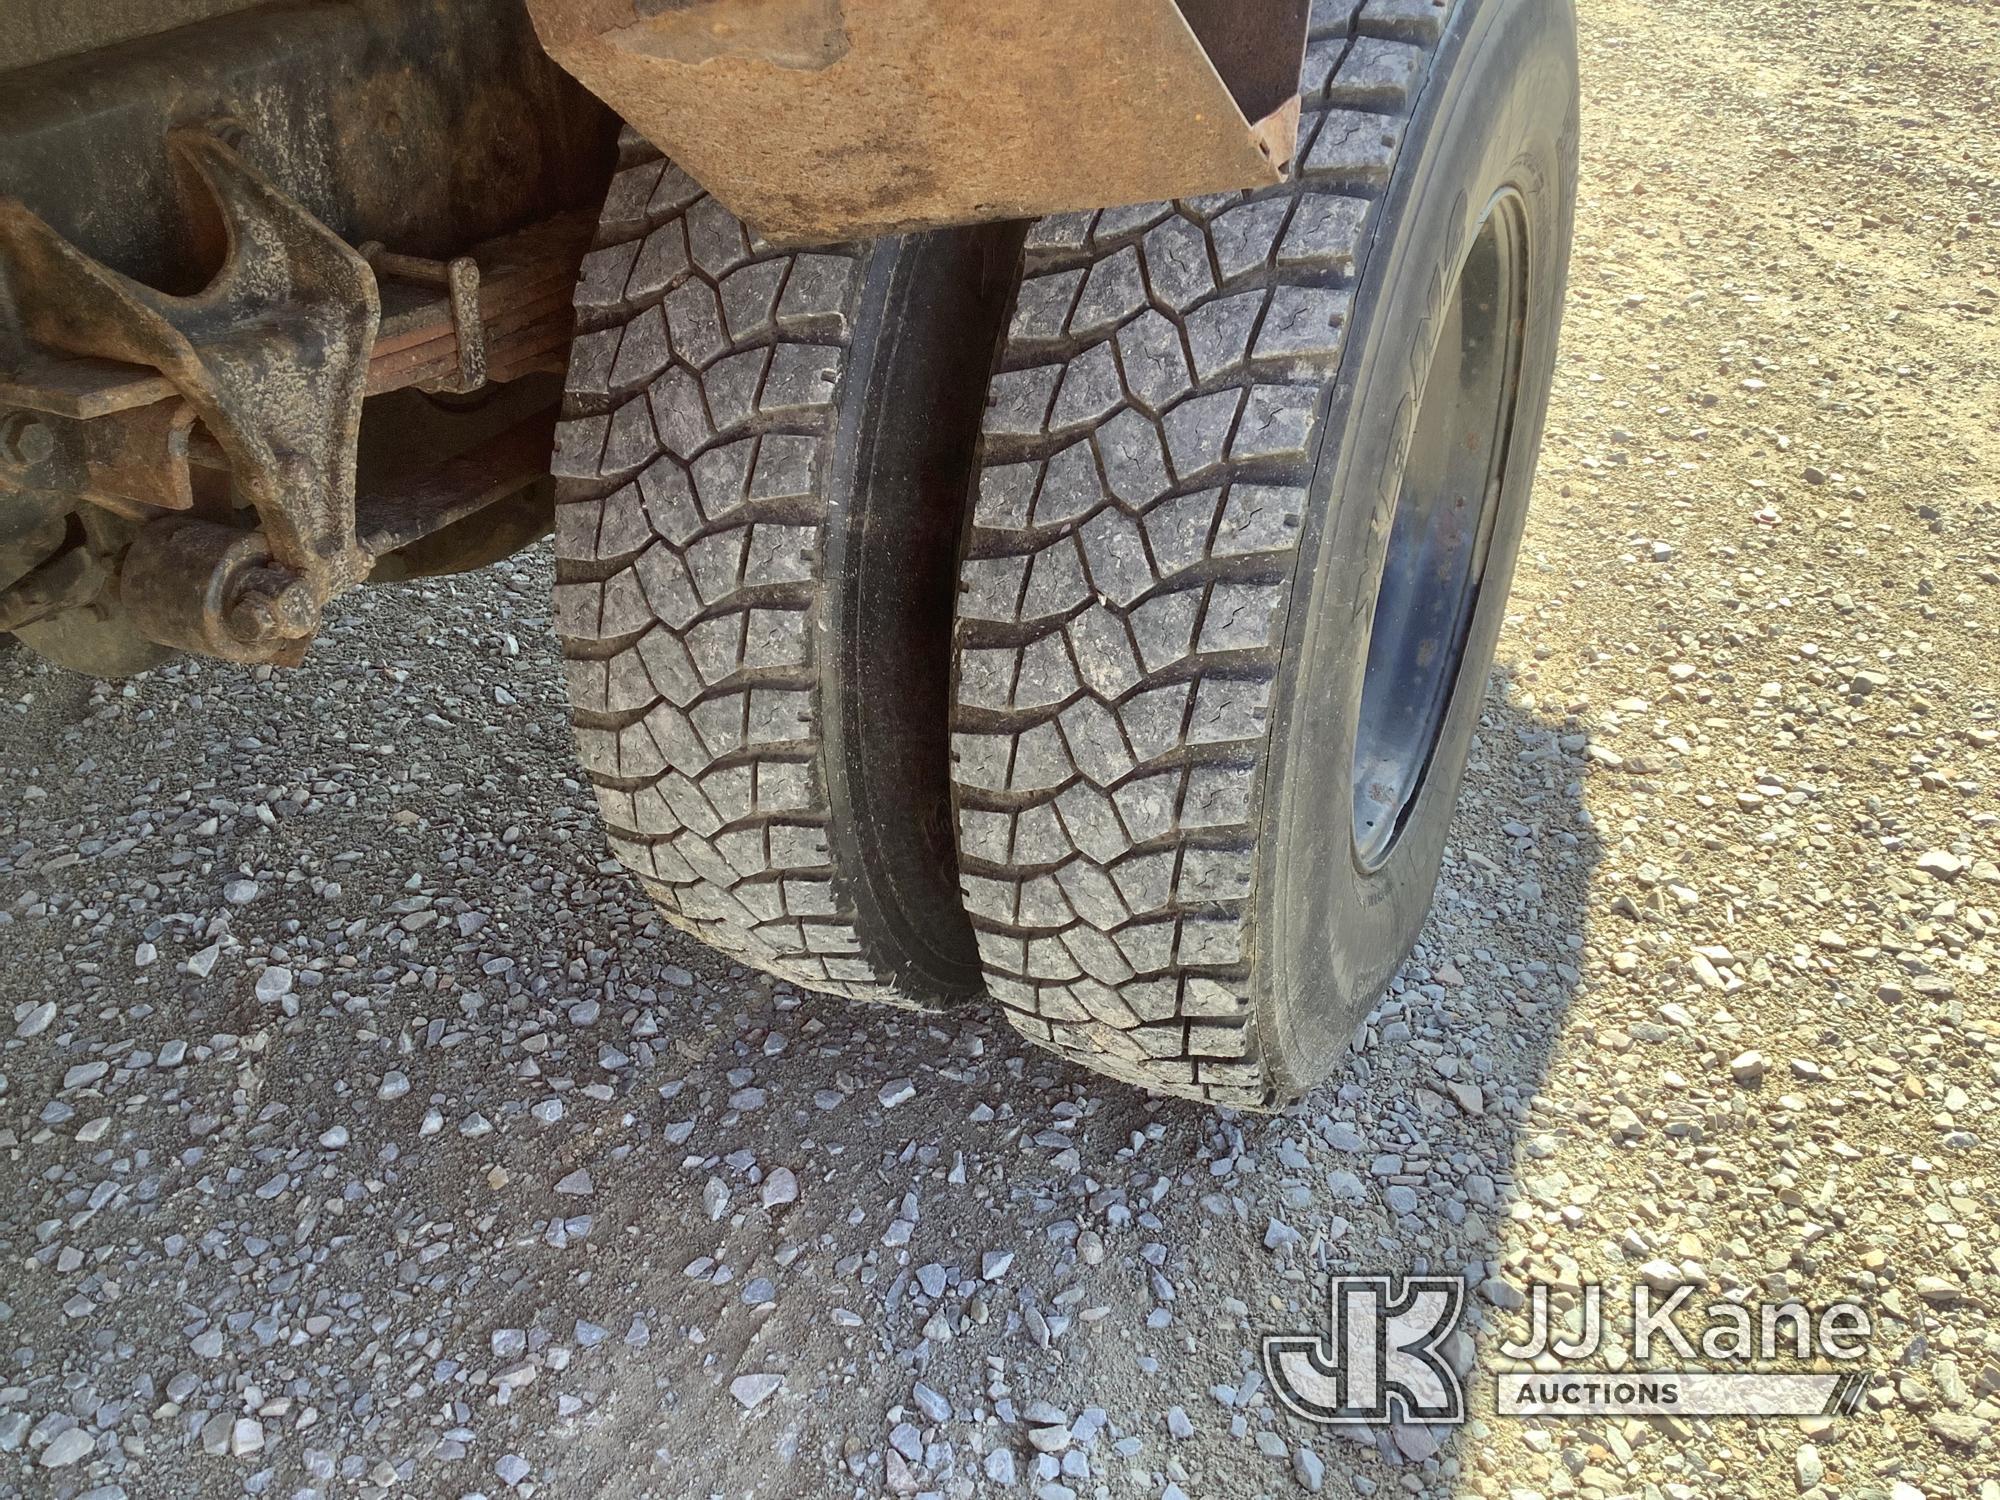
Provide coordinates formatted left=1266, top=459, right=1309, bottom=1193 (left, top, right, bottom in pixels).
left=0, top=125, right=377, bottom=660
left=0, top=400, right=200, bottom=519
left=0, top=211, right=590, bottom=421
left=0, top=121, right=587, bottom=668
left=525, top=0, right=1311, bottom=242
left=361, top=243, right=488, bottom=395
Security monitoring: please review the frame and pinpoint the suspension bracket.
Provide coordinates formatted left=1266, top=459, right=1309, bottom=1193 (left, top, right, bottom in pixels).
left=0, top=125, right=581, bottom=668
left=0, top=125, right=376, bottom=662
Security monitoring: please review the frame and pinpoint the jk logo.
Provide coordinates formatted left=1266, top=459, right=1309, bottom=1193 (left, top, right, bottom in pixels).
left=1263, top=1276, right=1467, bottom=1426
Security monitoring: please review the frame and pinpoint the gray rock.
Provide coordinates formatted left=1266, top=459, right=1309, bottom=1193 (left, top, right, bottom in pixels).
left=40, top=1427, right=95, bottom=1468
left=731, top=1373, right=783, bottom=1411
left=912, top=1382, right=951, bottom=1424
left=1293, top=1444, right=1325, bottom=1493
left=760, top=1167, right=798, bottom=1209
left=1795, top=1444, right=1825, bottom=1491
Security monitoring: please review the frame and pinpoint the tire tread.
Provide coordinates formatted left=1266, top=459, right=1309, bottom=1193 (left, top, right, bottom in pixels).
left=950, top=4, right=1458, bottom=1104
left=555, top=131, right=895, bottom=1000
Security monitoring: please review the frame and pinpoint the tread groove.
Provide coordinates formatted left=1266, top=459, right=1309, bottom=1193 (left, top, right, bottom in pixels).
left=555, top=149, right=901, bottom=1000
left=949, top=0, right=1456, bottom=1106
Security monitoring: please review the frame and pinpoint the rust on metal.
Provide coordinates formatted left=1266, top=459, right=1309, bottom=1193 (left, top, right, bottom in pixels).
left=355, top=407, right=558, bottom=559
left=525, top=0, right=1311, bottom=241
left=115, top=514, right=317, bottom=664
left=0, top=0, right=611, bottom=675
left=0, top=398, right=199, bottom=518
left=0, top=543, right=105, bottom=633
left=0, top=122, right=585, bottom=668
left=0, top=126, right=377, bottom=611
left=0, top=124, right=585, bottom=669
left=91, top=407, right=557, bottom=664
left=0, top=211, right=591, bottom=421
left=361, top=243, right=489, bottom=394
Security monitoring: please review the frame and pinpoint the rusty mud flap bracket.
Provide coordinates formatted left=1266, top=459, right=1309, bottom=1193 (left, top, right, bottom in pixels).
left=526, top=0, right=1311, bottom=242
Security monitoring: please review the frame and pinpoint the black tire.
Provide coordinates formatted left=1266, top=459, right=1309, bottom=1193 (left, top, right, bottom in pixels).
left=555, top=131, right=1022, bottom=1004
left=949, top=0, right=1579, bottom=1106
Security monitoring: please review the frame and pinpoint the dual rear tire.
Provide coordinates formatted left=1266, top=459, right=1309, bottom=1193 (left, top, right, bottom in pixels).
left=551, top=137, right=1016, bottom=1004
left=554, top=0, right=1578, bottom=1106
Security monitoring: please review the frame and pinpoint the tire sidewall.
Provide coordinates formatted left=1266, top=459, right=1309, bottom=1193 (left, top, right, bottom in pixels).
left=1258, top=0, right=1580, bottom=1096
left=824, top=226, right=1024, bottom=1000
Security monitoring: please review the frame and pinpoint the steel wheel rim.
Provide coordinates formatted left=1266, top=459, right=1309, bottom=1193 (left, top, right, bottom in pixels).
left=1350, top=191, right=1530, bottom=873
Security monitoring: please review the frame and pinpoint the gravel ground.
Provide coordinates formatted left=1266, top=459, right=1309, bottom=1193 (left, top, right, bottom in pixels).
left=3, top=0, right=1997, bottom=1497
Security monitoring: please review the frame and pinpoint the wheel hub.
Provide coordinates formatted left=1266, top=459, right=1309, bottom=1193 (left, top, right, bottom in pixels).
left=1351, top=192, right=1529, bottom=871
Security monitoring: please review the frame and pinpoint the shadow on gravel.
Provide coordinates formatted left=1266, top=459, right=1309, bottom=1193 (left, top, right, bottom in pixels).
left=530, top=671, right=1603, bottom=1498
left=1289, top=673, right=1602, bottom=1486
left=0, top=610, right=1597, bottom=1498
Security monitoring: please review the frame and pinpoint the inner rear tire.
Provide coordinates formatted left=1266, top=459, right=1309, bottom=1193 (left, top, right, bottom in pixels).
left=948, top=0, right=1578, bottom=1105
left=555, top=132, right=1022, bottom=1004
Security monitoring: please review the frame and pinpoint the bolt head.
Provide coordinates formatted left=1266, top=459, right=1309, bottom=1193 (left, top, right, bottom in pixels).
left=226, top=578, right=320, bottom=647
left=0, top=413, right=55, bottom=467
left=226, top=593, right=282, bottom=643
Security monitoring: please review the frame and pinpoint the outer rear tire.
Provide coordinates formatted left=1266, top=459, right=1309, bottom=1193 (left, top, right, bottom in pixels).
left=556, top=132, right=1021, bottom=1003
left=948, top=0, right=1579, bottom=1105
